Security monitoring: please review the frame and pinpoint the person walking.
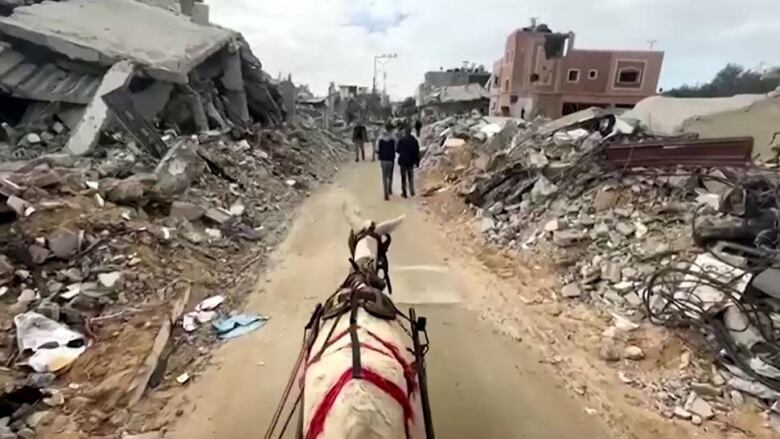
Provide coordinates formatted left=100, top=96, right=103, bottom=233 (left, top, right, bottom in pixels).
left=352, top=122, right=368, bottom=162
left=396, top=125, right=421, bottom=198
left=414, top=119, right=423, bottom=138
left=375, top=123, right=397, bottom=201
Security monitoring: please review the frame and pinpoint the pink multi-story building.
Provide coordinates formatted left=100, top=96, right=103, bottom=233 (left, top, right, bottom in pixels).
left=490, top=23, right=664, bottom=119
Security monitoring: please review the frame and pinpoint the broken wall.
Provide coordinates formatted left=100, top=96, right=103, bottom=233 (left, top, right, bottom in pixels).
left=681, top=95, right=780, bottom=159
left=622, top=94, right=767, bottom=135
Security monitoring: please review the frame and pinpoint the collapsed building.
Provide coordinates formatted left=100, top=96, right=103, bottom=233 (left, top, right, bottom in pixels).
left=0, top=2, right=352, bottom=438
left=0, top=0, right=284, bottom=160
left=419, top=83, right=490, bottom=121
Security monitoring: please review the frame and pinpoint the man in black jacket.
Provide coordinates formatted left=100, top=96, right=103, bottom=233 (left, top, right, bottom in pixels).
left=375, top=123, right=396, bottom=200
left=396, top=125, right=421, bottom=198
left=352, top=122, right=368, bottom=162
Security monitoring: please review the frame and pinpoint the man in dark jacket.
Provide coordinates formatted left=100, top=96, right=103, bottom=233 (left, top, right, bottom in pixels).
left=396, top=126, right=421, bottom=198
left=375, top=123, right=396, bottom=200
left=414, top=119, right=423, bottom=138
left=352, top=123, right=368, bottom=162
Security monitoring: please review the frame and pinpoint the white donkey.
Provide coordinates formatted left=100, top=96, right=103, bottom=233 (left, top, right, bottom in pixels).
left=299, top=209, right=427, bottom=439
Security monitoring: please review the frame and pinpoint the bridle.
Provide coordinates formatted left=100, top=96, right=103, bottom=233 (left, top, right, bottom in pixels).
left=346, top=223, right=393, bottom=295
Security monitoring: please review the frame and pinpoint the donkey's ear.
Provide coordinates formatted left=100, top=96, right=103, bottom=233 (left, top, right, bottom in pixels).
left=342, top=202, right=366, bottom=231
left=375, top=215, right=405, bottom=235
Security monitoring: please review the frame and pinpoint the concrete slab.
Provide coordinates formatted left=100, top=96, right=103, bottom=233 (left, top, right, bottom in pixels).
left=66, top=60, right=134, bottom=156
left=0, top=42, right=101, bottom=104
left=0, top=0, right=233, bottom=83
left=622, top=94, right=766, bottom=136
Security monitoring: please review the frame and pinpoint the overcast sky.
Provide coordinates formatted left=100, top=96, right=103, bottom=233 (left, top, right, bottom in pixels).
left=210, top=0, right=780, bottom=99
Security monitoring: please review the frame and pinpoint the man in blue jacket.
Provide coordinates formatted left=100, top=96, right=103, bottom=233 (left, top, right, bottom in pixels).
left=395, top=125, right=421, bottom=198
left=375, top=123, right=396, bottom=201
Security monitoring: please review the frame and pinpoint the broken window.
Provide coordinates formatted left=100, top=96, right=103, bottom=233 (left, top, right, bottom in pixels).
left=567, top=69, right=580, bottom=83
left=618, top=68, right=641, bottom=84
left=530, top=73, right=540, bottom=83
left=510, top=95, right=518, bottom=103
left=589, top=69, right=598, bottom=80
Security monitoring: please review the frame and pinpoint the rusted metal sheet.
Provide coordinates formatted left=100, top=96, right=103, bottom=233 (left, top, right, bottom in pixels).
left=604, top=137, right=754, bottom=168
left=102, top=87, right=166, bottom=158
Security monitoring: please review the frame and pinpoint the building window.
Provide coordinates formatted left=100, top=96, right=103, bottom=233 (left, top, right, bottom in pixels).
left=529, top=73, right=540, bottom=83
left=618, top=68, right=641, bottom=84
left=588, top=69, right=598, bottom=79
left=567, top=69, right=580, bottom=83
left=510, top=95, right=518, bottom=103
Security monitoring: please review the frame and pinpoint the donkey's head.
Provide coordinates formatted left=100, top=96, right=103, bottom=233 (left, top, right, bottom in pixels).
left=343, top=204, right=404, bottom=266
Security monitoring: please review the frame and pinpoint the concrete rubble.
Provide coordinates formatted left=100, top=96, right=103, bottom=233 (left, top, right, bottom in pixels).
left=0, top=1, right=352, bottom=438
left=420, top=105, right=780, bottom=430
left=0, top=0, right=286, bottom=163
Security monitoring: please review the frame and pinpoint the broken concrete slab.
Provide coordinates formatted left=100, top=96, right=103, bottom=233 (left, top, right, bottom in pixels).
left=623, top=346, right=645, bottom=361
left=47, top=228, right=81, bottom=259
left=204, top=208, right=231, bottom=225
left=539, top=107, right=606, bottom=136
left=170, top=201, right=204, bottom=221
left=684, top=393, right=714, bottom=420
left=153, top=139, right=206, bottom=196
left=553, top=230, right=584, bottom=247
left=561, top=282, right=582, bottom=298
left=530, top=176, right=558, bottom=204
left=0, top=42, right=102, bottom=105
left=0, top=0, right=234, bottom=83
left=97, top=272, right=122, bottom=290
left=0, top=255, right=13, bottom=277
left=6, top=195, right=32, bottom=217
left=28, top=244, right=49, bottom=264
left=66, top=60, right=134, bottom=156
left=105, top=178, right=147, bottom=204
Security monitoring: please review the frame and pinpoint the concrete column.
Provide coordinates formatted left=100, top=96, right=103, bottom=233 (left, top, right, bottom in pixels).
left=192, top=3, right=209, bottom=25
left=220, top=43, right=250, bottom=124
left=66, top=60, right=134, bottom=156
left=180, top=0, right=195, bottom=16
left=279, top=80, right=296, bottom=119
left=183, top=86, right=209, bottom=132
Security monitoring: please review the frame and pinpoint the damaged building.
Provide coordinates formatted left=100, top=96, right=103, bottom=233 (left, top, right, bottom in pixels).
left=419, top=83, right=490, bottom=120
left=489, top=20, right=664, bottom=119
left=0, top=0, right=284, bottom=159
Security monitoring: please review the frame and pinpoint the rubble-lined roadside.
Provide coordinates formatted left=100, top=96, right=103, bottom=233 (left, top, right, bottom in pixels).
left=420, top=105, right=780, bottom=435
left=0, top=117, right=349, bottom=438
left=0, top=1, right=351, bottom=438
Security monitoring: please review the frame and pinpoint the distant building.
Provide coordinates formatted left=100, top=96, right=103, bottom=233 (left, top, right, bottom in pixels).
left=419, top=83, right=490, bottom=119
left=338, top=85, right=369, bottom=100
left=489, top=22, right=664, bottom=119
left=417, top=64, right=491, bottom=107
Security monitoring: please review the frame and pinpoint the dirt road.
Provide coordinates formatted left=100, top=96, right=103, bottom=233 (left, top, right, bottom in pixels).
left=169, top=163, right=609, bottom=439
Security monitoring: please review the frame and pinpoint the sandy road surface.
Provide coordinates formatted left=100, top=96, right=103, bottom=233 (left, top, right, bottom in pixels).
left=169, top=162, right=609, bottom=439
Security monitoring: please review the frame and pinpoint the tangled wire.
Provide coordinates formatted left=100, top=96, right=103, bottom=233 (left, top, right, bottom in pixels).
left=642, top=171, right=780, bottom=393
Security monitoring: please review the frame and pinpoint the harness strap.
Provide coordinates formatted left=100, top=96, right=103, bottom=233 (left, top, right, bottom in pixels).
left=348, top=292, right=362, bottom=378
left=304, top=320, right=418, bottom=439
left=304, top=368, right=414, bottom=439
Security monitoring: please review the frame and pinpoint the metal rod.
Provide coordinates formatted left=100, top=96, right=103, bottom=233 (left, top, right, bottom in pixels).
left=410, top=308, right=435, bottom=439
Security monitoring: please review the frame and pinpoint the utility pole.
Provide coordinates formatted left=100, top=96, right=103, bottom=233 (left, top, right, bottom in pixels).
left=647, top=39, right=657, bottom=50
left=372, top=53, right=397, bottom=95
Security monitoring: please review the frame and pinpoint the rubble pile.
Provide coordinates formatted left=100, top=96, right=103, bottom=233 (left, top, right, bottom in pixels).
left=421, top=109, right=780, bottom=431
left=0, top=113, right=349, bottom=437
left=0, top=2, right=351, bottom=436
